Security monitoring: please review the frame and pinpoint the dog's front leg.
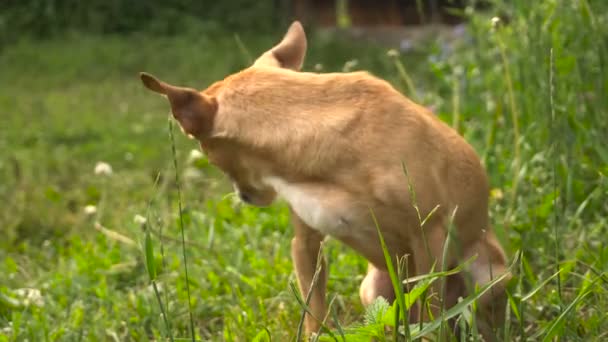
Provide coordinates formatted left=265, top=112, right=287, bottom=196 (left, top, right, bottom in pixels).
left=290, top=209, right=327, bottom=336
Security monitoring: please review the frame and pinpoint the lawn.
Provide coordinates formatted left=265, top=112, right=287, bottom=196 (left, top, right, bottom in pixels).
left=1, top=1, right=607, bottom=341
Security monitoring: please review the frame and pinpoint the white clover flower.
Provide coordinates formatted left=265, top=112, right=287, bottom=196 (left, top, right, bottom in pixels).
left=94, top=161, right=113, bottom=176
left=386, top=49, right=399, bottom=58
left=1, top=322, right=12, bottom=335
left=491, top=17, right=501, bottom=29
left=84, top=205, right=97, bottom=215
left=14, top=288, right=44, bottom=307
left=342, top=59, right=359, bottom=72
left=133, top=214, right=147, bottom=225
left=147, top=282, right=163, bottom=294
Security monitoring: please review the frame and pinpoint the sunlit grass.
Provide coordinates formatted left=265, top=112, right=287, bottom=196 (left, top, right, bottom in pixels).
left=1, top=0, right=607, bottom=340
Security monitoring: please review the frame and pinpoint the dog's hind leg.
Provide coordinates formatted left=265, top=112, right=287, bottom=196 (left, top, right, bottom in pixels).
left=359, top=263, right=395, bottom=307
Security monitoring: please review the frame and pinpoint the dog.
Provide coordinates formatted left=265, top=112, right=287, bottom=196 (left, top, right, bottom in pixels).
left=140, top=21, right=511, bottom=340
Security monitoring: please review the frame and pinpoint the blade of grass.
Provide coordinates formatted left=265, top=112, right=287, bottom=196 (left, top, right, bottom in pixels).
left=93, top=222, right=137, bottom=247
left=539, top=276, right=600, bottom=342
left=401, top=160, right=440, bottom=334
left=521, top=269, right=561, bottom=302
left=389, top=53, right=419, bottom=102
left=252, top=328, right=271, bottom=342
left=289, top=282, right=338, bottom=342
left=452, top=74, right=461, bottom=132
left=141, top=172, right=173, bottom=341
left=549, top=47, right=563, bottom=306
left=517, top=251, right=527, bottom=341
left=402, top=256, right=474, bottom=286
left=439, top=207, right=458, bottom=341
left=411, top=251, right=519, bottom=338
left=168, top=117, right=196, bottom=341
left=370, top=208, right=410, bottom=340
left=411, top=268, right=514, bottom=338
left=495, top=22, right=521, bottom=223
left=144, top=228, right=156, bottom=280
left=233, top=34, right=253, bottom=65
left=503, top=290, right=513, bottom=342
left=295, top=242, right=326, bottom=341
left=397, top=254, right=409, bottom=341
left=144, top=225, right=173, bottom=342
left=325, top=295, right=346, bottom=342
left=506, top=291, right=520, bottom=322
left=401, top=162, right=433, bottom=263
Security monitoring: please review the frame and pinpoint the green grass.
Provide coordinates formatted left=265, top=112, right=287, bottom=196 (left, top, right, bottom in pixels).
left=1, top=0, right=607, bottom=340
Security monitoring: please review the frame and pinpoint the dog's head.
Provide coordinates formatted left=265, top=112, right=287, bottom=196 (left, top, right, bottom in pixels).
left=139, top=21, right=307, bottom=206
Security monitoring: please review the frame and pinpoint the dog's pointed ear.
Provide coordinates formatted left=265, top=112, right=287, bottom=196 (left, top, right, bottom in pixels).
left=254, top=21, right=307, bottom=70
left=139, top=72, right=217, bottom=138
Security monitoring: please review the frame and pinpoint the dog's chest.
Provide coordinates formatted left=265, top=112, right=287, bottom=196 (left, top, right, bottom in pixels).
left=263, top=177, right=354, bottom=236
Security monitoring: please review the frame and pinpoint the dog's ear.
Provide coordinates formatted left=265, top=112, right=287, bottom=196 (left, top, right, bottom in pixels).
left=253, top=21, right=307, bottom=70
left=140, top=72, right=217, bottom=138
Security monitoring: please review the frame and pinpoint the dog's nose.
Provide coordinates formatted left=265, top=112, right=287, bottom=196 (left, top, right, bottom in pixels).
left=239, top=192, right=252, bottom=203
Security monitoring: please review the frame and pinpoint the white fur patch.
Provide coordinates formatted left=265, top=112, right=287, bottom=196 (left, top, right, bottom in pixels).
left=263, top=176, right=346, bottom=235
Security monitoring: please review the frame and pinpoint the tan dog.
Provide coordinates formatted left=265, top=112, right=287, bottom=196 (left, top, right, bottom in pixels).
left=140, top=21, right=510, bottom=339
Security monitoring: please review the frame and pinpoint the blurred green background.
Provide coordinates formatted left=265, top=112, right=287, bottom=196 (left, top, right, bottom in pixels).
left=1, top=0, right=607, bottom=341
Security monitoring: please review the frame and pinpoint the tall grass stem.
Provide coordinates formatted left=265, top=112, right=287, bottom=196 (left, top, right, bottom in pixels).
left=549, top=48, right=563, bottom=303
left=496, top=31, right=521, bottom=222
left=168, top=118, right=197, bottom=341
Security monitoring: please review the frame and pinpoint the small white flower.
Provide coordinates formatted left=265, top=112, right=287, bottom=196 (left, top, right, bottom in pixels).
left=147, top=282, right=163, bottom=294
left=14, top=288, right=44, bottom=307
left=486, top=98, right=496, bottom=112
left=386, top=49, right=399, bottom=58
left=94, top=162, right=113, bottom=176
left=1, top=322, right=12, bottom=335
left=133, top=214, right=147, bottom=225
left=491, top=17, right=501, bottom=29
left=84, top=205, right=97, bottom=215
left=314, top=63, right=323, bottom=72
left=342, top=59, right=359, bottom=72
left=187, top=149, right=205, bottom=164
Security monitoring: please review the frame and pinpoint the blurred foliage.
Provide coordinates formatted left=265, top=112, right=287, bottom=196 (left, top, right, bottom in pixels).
left=0, top=0, right=280, bottom=45
left=1, top=0, right=607, bottom=340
